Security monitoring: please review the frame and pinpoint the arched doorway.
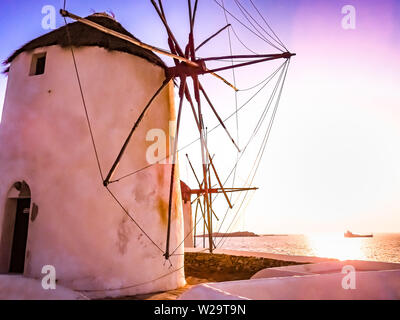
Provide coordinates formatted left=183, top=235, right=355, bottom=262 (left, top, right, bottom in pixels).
left=1, top=181, right=31, bottom=274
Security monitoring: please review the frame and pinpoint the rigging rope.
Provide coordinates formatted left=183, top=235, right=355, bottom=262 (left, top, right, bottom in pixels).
left=233, top=0, right=284, bottom=52
left=218, top=59, right=291, bottom=248
left=236, top=0, right=288, bottom=51
left=214, top=0, right=284, bottom=52
left=249, top=0, right=288, bottom=51
left=218, top=62, right=289, bottom=247
left=105, top=186, right=164, bottom=253
left=210, top=60, right=287, bottom=197
left=213, top=60, right=287, bottom=240
left=63, top=18, right=104, bottom=182
left=221, top=0, right=240, bottom=209
left=229, top=24, right=259, bottom=54
left=238, top=70, right=283, bottom=92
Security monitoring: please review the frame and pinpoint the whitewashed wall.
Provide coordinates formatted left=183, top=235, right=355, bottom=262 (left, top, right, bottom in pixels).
left=0, top=45, right=185, bottom=298
left=183, top=197, right=194, bottom=248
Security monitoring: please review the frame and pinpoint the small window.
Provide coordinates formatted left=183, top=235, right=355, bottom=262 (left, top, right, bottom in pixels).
left=29, top=52, right=46, bottom=76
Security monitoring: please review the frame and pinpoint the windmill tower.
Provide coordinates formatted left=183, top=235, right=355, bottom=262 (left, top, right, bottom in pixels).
left=0, top=13, right=185, bottom=298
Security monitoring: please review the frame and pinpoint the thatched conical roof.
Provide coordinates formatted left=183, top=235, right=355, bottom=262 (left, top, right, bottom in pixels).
left=4, top=13, right=166, bottom=72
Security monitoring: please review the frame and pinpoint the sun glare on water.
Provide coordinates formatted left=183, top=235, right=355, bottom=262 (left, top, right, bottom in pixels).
left=306, top=233, right=370, bottom=261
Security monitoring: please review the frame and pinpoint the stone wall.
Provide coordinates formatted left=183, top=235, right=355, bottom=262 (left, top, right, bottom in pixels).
left=185, top=252, right=303, bottom=282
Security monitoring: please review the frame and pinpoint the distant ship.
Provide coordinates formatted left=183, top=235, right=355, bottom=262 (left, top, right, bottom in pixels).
left=344, top=230, right=373, bottom=238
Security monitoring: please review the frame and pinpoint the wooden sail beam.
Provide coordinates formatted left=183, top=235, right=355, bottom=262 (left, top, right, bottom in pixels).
left=188, top=0, right=198, bottom=62
left=187, top=26, right=213, bottom=252
left=183, top=86, right=233, bottom=211
left=103, top=76, right=172, bottom=186
left=60, top=9, right=197, bottom=67
left=208, top=149, right=213, bottom=241
left=166, top=53, right=295, bottom=78
left=209, top=72, right=239, bottom=92
left=197, top=107, right=213, bottom=254
left=207, top=154, right=233, bottom=209
left=59, top=10, right=295, bottom=91
left=197, top=199, right=210, bottom=237
left=200, top=53, right=295, bottom=61
left=185, top=109, right=220, bottom=250
left=186, top=153, right=215, bottom=189
left=185, top=187, right=258, bottom=195
left=202, top=53, right=295, bottom=74
left=199, top=82, right=240, bottom=152
left=186, top=154, right=201, bottom=187
left=60, top=9, right=238, bottom=90
left=209, top=203, right=219, bottom=221
left=164, top=79, right=187, bottom=259
left=197, top=199, right=217, bottom=249
left=152, top=0, right=185, bottom=57
left=188, top=0, right=199, bottom=32
left=193, top=198, right=199, bottom=247
left=195, top=24, right=231, bottom=51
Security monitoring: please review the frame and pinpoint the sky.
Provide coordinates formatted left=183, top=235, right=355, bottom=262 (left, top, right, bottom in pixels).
left=0, top=0, right=399, bottom=235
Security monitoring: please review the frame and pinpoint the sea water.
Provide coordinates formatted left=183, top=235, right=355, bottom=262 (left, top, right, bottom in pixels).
left=195, top=233, right=400, bottom=263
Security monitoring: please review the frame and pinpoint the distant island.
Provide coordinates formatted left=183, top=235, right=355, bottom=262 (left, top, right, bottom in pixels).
left=196, top=231, right=259, bottom=237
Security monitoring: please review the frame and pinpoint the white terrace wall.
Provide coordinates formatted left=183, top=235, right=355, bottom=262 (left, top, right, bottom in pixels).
left=0, top=45, right=185, bottom=298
